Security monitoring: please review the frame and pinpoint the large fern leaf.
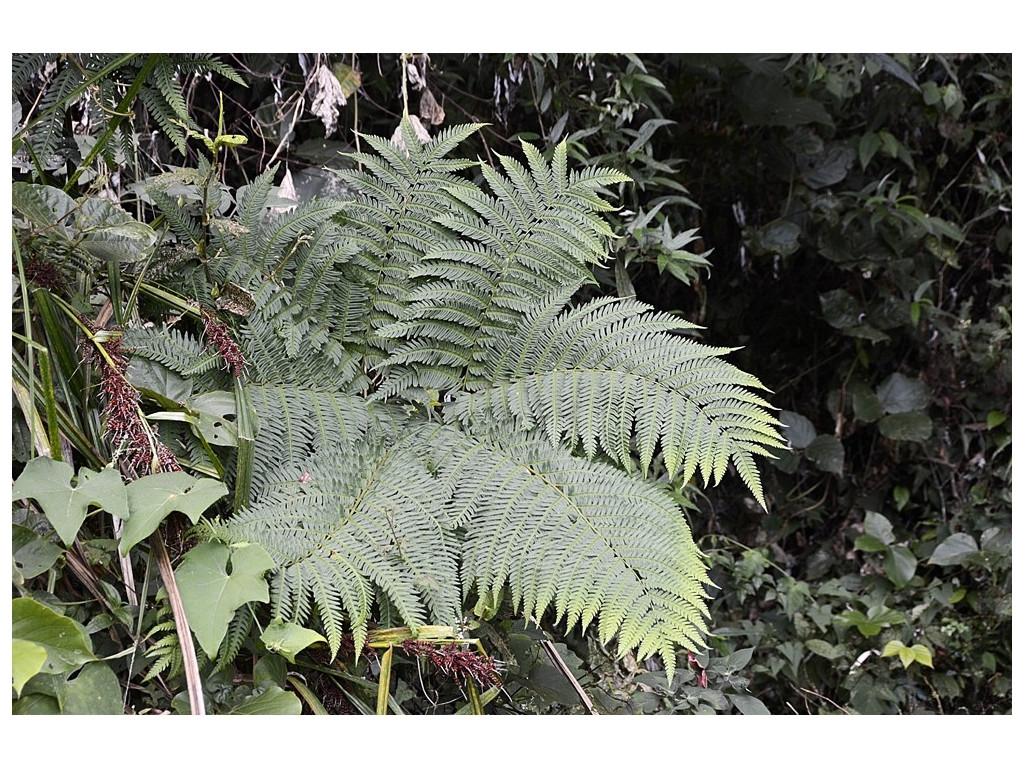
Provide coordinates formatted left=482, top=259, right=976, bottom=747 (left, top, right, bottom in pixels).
left=210, top=434, right=461, bottom=655
left=446, top=292, right=785, bottom=508
left=376, top=139, right=630, bottom=397
left=422, top=424, right=710, bottom=679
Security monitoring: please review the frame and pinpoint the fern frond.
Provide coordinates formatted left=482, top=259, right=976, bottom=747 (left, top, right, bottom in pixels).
left=122, top=325, right=222, bottom=379
left=330, top=120, right=484, bottom=367
left=211, top=435, right=461, bottom=656
left=424, top=425, right=711, bottom=679
left=375, top=138, right=628, bottom=396
left=244, top=384, right=373, bottom=501
left=446, top=294, right=785, bottom=508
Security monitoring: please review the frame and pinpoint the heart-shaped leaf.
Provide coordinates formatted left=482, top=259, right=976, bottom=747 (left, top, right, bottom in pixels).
left=119, top=472, right=228, bottom=555
left=876, top=373, right=930, bottom=414
left=260, top=619, right=327, bottom=663
left=12, top=457, right=128, bottom=546
left=175, top=541, right=276, bottom=658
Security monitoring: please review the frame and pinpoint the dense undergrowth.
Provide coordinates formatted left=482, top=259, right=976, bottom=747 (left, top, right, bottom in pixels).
left=11, top=53, right=1010, bottom=714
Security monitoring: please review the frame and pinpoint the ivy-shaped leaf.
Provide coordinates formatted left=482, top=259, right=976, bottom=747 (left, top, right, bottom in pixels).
left=12, top=457, right=128, bottom=546
left=260, top=619, right=327, bottom=663
left=174, top=541, right=276, bottom=658
left=119, top=472, right=229, bottom=555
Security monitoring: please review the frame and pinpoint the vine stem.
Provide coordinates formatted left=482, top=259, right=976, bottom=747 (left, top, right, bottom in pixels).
left=151, top=532, right=205, bottom=715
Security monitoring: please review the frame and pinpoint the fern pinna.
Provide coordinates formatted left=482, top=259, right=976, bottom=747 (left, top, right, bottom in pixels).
left=138, top=121, right=783, bottom=678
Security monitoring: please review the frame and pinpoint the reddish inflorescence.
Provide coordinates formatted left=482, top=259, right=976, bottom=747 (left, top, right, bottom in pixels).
left=18, top=256, right=66, bottom=292
left=400, top=640, right=503, bottom=690
left=82, top=319, right=181, bottom=475
left=200, top=307, right=246, bottom=378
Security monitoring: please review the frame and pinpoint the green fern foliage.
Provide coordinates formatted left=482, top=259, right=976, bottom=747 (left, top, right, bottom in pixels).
left=140, top=119, right=783, bottom=673
left=446, top=291, right=786, bottom=507
left=12, top=54, right=243, bottom=171
left=209, top=434, right=461, bottom=656
left=375, top=139, right=630, bottom=397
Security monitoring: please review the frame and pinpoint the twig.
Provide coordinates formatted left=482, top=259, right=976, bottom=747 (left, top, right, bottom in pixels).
left=798, top=686, right=852, bottom=715
left=151, top=532, right=205, bottom=715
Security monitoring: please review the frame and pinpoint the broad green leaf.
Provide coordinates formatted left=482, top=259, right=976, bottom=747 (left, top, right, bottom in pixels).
left=980, top=526, right=1011, bottom=556
left=878, top=412, right=933, bottom=442
left=729, top=693, right=771, bottom=715
left=986, top=410, right=1008, bottom=430
left=756, top=220, right=801, bottom=256
left=712, top=647, right=755, bottom=675
left=12, top=693, right=62, bottom=715
left=12, top=182, right=75, bottom=238
left=854, top=534, right=889, bottom=553
left=883, top=545, right=917, bottom=588
left=780, top=410, right=816, bottom=449
left=59, top=661, right=124, bottom=714
left=805, top=639, right=844, bottom=660
left=12, top=597, right=96, bottom=676
left=12, top=639, right=48, bottom=696
left=863, top=511, right=895, bottom=545
left=893, top=485, right=911, bottom=511
left=798, top=146, right=855, bottom=189
left=174, top=541, right=276, bottom=658
left=227, top=686, right=302, bottom=715
left=119, top=472, right=228, bottom=555
left=834, top=605, right=904, bottom=637
left=12, top=457, right=128, bottom=546
left=820, top=289, right=862, bottom=330
left=876, top=373, right=930, bottom=414
left=928, top=532, right=979, bottom=567
left=805, top=434, right=844, bottom=476
left=187, top=391, right=239, bottom=446
left=881, top=640, right=933, bottom=669
left=74, top=197, right=157, bottom=261
left=850, top=380, right=884, bottom=423
left=13, top=524, right=64, bottom=579
left=859, top=131, right=882, bottom=169
left=260, top=619, right=327, bottom=663
left=127, top=358, right=194, bottom=403
left=864, top=54, right=920, bottom=91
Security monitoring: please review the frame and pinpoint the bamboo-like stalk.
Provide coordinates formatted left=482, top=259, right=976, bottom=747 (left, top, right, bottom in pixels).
left=151, top=533, right=205, bottom=715
left=375, top=644, right=394, bottom=715
left=540, top=638, right=600, bottom=715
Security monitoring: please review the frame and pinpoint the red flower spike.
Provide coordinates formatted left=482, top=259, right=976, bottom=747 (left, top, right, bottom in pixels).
left=81, top=319, right=181, bottom=475
left=200, top=307, right=247, bottom=378
left=399, top=640, right=502, bottom=689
